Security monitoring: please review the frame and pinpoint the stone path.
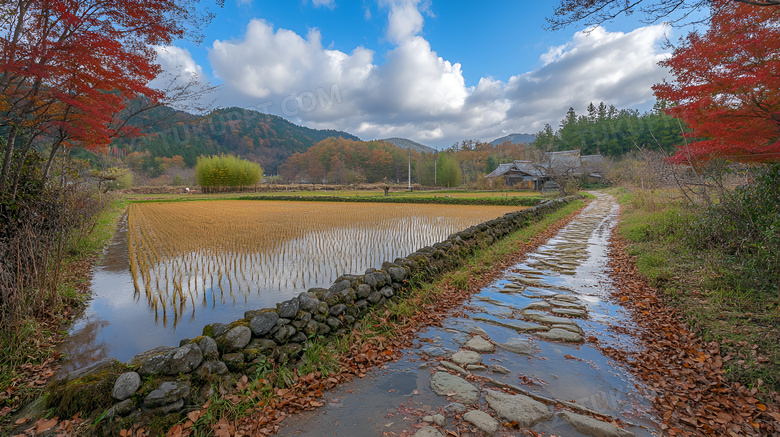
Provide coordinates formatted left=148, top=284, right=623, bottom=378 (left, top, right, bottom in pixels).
left=275, top=193, right=660, bottom=436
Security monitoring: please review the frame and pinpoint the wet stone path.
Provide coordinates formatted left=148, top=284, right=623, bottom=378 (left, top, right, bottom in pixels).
left=276, top=193, right=660, bottom=437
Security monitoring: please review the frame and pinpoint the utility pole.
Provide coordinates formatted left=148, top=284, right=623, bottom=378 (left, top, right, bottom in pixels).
left=408, top=148, right=411, bottom=191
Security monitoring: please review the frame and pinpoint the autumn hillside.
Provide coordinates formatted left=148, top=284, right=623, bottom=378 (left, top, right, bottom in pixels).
left=110, top=106, right=360, bottom=174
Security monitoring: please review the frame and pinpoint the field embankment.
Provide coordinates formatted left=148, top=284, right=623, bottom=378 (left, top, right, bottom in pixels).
left=121, top=188, right=545, bottom=206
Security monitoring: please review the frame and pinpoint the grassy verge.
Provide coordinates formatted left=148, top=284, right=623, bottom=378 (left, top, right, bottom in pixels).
left=611, top=187, right=780, bottom=397
left=0, top=195, right=129, bottom=419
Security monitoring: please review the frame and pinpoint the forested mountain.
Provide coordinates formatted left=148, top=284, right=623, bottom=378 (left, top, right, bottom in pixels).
left=112, top=106, right=360, bottom=174
left=379, top=137, right=437, bottom=154
left=490, top=133, right=535, bottom=145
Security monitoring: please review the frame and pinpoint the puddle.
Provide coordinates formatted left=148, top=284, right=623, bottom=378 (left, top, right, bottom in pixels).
left=276, top=192, right=660, bottom=436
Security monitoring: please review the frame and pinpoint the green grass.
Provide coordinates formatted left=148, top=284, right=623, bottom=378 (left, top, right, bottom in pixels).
left=612, top=187, right=780, bottom=398
left=66, top=197, right=129, bottom=259
left=0, top=194, right=129, bottom=422
left=123, top=189, right=543, bottom=205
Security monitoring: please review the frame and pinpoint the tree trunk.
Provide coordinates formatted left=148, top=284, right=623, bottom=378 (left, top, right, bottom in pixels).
left=10, top=134, right=37, bottom=198
left=0, top=125, right=19, bottom=192
left=42, top=137, right=64, bottom=181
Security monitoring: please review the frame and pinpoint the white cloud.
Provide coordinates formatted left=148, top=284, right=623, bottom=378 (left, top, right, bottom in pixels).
left=311, top=0, right=336, bottom=9
left=152, top=46, right=205, bottom=87
left=502, top=25, right=671, bottom=133
left=382, top=0, right=425, bottom=44
left=165, top=4, right=671, bottom=147
left=149, top=45, right=209, bottom=100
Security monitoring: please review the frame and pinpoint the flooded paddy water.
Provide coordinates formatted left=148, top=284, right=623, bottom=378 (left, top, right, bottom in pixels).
left=58, top=201, right=521, bottom=371
left=276, top=192, right=661, bottom=436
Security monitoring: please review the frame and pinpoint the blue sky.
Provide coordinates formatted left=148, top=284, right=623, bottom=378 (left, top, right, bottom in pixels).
left=154, top=0, right=677, bottom=148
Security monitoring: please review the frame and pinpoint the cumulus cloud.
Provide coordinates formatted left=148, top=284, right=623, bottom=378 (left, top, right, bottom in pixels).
left=503, top=25, right=671, bottom=133
left=168, top=2, right=671, bottom=147
left=151, top=45, right=205, bottom=88
left=383, top=0, right=425, bottom=43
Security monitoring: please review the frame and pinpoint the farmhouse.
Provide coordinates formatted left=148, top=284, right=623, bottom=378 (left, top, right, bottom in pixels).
left=485, top=149, right=604, bottom=190
left=484, top=161, right=545, bottom=190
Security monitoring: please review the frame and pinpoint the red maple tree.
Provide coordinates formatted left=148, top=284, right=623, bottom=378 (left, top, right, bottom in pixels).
left=653, top=0, right=780, bottom=163
left=0, top=0, right=219, bottom=191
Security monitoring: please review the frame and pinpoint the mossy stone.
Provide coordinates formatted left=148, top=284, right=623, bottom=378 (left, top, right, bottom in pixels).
left=47, top=361, right=127, bottom=418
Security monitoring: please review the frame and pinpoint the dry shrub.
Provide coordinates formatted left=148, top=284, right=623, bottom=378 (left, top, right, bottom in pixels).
left=0, top=152, right=105, bottom=334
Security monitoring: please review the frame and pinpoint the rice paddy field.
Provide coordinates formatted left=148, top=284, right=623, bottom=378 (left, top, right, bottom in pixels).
left=58, top=200, right=524, bottom=364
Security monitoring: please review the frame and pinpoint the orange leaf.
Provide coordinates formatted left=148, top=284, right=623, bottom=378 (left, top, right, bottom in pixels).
left=756, top=403, right=767, bottom=411
left=187, top=410, right=201, bottom=423
left=35, top=417, right=58, bottom=433
left=165, top=424, right=183, bottom=437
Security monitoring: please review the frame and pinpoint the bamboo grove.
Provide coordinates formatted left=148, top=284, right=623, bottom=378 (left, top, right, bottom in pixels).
left=126, top=201, right=521, bottom=326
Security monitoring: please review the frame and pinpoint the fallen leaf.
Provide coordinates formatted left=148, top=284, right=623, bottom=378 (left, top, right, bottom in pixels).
left=165, top=424, right=183, bottom=437
left=35, top=417, right=58, bottom=433
left=187, top=410, right=201, bottom=423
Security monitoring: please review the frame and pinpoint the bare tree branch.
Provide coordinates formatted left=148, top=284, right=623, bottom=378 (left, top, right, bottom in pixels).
left=546, top=0, right=778, bottom=30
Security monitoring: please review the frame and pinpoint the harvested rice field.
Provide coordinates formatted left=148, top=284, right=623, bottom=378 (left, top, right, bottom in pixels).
left=57, top=200, right=523, bottom=365
left=127, top=201, right=521, bottom=327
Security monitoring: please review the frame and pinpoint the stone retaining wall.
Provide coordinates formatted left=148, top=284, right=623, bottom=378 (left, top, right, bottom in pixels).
left=45, top=197, right=576, bottom=429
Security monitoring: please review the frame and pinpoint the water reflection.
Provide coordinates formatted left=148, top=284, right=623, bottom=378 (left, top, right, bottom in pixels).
left=127, top=201, right=520, bottom=328
left=58, top=201, right=521, bottom=369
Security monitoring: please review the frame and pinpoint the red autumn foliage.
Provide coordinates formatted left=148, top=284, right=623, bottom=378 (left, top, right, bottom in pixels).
left=653, top=0, right=780, bottom=163
left=0, top=0, right=219, bottom=184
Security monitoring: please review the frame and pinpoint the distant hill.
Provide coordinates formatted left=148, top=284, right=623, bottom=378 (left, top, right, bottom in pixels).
left=490, top=133, right=535, bottom=146
left=112, top=106, right=360, bottom=174
left=379, top=137, right=437, bottom=154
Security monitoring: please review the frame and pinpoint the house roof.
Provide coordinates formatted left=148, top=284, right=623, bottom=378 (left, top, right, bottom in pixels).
left=485, top=151, right=603, bottom=179
left=544, top=149, right=581, bottom=169
left=485, top=163, right=514, bottom=178
left=512, top=161, right=544, bottom=177
left=485, top=161, right=544, bottom=178
left=581, top=154, right=603, bottom=166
